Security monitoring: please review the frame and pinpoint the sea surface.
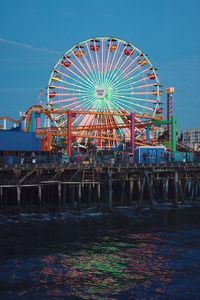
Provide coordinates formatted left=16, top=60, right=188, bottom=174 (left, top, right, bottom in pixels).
left=0, top=206, right=200, bottom=299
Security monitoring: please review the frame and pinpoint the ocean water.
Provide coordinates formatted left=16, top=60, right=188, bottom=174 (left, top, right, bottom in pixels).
left=0, top=207, right=200, bottom=299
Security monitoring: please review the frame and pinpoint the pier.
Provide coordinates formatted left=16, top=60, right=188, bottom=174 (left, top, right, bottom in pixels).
left=0, top=162, right=200, bottom=213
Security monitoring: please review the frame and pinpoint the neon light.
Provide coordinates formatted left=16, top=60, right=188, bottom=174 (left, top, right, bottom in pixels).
left=85, top=41, right=101, bottom=86
left=81, top=45, right=99, bottom=86
left=71, top=47, right=98, bottom=87
left=54, top=69, right=90, bottom=90
left=60, top=60, right=95, bottom=89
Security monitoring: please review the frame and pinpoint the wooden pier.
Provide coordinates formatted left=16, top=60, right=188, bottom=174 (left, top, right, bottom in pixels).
left=0, top=162, right=200, bottom=213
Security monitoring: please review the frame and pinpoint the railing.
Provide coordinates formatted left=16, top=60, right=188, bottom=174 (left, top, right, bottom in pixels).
left=0, top=153, right=200, bottom=168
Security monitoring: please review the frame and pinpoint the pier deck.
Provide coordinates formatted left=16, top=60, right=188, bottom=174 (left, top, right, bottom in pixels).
left=0, top=162, right=200, bottom=213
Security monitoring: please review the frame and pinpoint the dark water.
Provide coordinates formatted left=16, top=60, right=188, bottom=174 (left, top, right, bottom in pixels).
left=1, top=207, right=200, bottom=299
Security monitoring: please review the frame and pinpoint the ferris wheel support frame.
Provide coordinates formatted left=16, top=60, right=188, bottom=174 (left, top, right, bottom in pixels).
left=166, top=87, right=175, bottom=142
left=130, top=113, right=135, bottom=156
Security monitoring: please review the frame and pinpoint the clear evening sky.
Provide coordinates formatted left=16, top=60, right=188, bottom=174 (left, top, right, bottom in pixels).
left=0, top=0, right=199, bottom=131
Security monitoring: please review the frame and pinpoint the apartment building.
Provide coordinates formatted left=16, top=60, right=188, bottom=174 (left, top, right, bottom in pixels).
left=182, top=127, right=200, bottom=150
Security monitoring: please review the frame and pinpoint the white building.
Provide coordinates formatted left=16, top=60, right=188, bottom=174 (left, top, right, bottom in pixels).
left=182, top=127, right=200, bottom=150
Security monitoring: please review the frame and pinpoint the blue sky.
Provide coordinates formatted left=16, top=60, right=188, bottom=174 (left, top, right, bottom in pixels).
left=0, top=0, right=199, bottom=130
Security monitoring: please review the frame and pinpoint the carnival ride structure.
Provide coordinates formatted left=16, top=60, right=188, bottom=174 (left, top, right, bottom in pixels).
left=1, top=37, right=179, bottom=156
left=45, top=36, right=165, bottom=153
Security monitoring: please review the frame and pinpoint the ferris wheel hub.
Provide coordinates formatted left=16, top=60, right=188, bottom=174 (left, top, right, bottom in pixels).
left=95, top=86, right=107, bottom=99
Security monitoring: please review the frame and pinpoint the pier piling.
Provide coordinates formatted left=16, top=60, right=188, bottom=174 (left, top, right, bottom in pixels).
left=0, top=163, right=199, bottom=213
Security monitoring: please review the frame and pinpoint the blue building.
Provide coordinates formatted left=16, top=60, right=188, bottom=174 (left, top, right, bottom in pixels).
left=134, top=146, right=166, bottom=163
left=0, top=129, right=41, bottom=152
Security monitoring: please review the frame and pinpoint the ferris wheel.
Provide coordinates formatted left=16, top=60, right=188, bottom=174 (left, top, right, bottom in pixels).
left=47, top=36, right=162, bottom=141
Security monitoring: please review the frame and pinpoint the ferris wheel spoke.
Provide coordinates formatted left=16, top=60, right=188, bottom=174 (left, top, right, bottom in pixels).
left=60, top=62, right=95, bottom=90
left=103, top=39, right=112, bottom=83
left=112, top=73, right=156, bottom=91
left=132, top=91, right=157, bottom=95
left=93, top=40, right=101, bottom=81
left=76, top=45, right=101, bottom=85
left=57, top=98, right=97, bottom=125
left=105, top=42, right=128, bottom=85
left=49, top=85, right=95, bottom=95
left=131, top=83, right=157, bottom=90
left=113, top=63, right=145, bottom=90
left=75, top=100, right=101, bottom=126
left=54, top=69, right=92, bottom=91
left=101, top=38, right=104, bottom=81
left=109, top=56, right=143, bottom=89
left=123, top=63, right=145, bottom=79
left=67, top=99, right=94, bottom=111
left=49, top=92, right=95, bottom=106
left=51, top=93, right=94, bottom=102
left=129, top=75, right=151, bottom=86
left=80, top=46, right=100, bottom=86
left=107, top=40, right=120, bottom=75
left=119, top=53, right=146, bottom=77
left=70, top=49, right=98, bottom=87
left=114, top=82, right=158, bottom=93
left=49, top=97, right=78, bottom=105
left=110, top=97, right=140, bottom=114
left=85, top=41, right=102, bottom=85
left=80, top=115, right=95, bottom=128
left=49, top=92, right=90, bottom=98
left=53, top=101, right=84, bottom=122
left=127, top=67, right=152, bottom=82
left=79, top=112, right=96, bottom=126
left=49, top=85, right=83, bottom=92
left=114, top=93, right=158, bottom=103
left=108, top=50, right=137, bottom=86
left=78, top=112, right=96, bottom=128
left=112, top=42, right=128, bottom=70
left=113, top=95, right=155, bottom=111
left=106, top=44, right=139, bottom=86
left=115, top=99, right=153, bottom=116
left=79, top=98, right=100, bottom=112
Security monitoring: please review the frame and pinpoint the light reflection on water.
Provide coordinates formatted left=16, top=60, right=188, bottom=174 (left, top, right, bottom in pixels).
left=1, top=208, right=200, bottom=299
left=38, top=233, right=172, bottom=299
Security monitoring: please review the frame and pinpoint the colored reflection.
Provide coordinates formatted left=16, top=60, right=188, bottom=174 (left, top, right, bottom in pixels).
left=36, top=232, right=172, bottom=299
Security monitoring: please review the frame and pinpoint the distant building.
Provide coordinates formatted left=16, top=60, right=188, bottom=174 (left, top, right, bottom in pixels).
left=182, top=127, right=200, bottom=151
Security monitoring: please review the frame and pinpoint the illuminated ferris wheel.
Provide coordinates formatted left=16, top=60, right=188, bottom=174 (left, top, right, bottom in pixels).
left=47, top=36, right=162, bottom=140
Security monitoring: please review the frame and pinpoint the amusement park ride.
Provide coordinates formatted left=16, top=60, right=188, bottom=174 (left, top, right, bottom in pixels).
left=0, top=36, right=176, bottom=157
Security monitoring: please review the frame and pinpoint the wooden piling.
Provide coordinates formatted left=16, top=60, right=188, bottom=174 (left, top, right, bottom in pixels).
left=145, top=172, right=155, bottom=207
left=62, top=183, right=67, bottom=210
left=129, top=175, right=134, bottom=205
left=173, top=171, right=179, bottom=205
left=0, top=187, right=2, bottom=205
left=78, top=183, right=81, bottom=211
left=71, top=184, right=76, bottom=208
left=58, top=182, right=62, bottom=213
left=0, top=164, right=199, bottom=213
left=139, top=173, right=146, bottom=208
left=178, top=175, right=184, bottom=202
left=38, top=184, right=42, bottom=214
left=108, top=169, right=112, bottom=210
left=97, top=183, right=101, bottom=211
left=120, top=180, right=126, bottom=205
left=163, top=177, right=169, bottom=202
left=17, top=185, right=21, bottom=213
left=88, top=183, right=92, bottom=207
